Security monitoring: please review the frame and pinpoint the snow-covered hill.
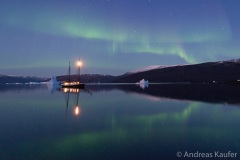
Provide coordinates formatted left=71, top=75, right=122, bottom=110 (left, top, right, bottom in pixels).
left=113, top=58, right=240, bottom=83
left=126, top=58, right=240, bottom=75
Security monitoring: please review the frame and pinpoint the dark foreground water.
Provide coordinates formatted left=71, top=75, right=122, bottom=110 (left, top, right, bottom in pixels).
left=1, top=84, right=240, bottom=160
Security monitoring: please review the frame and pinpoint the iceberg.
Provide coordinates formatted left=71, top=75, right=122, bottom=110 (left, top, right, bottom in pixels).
left=139, top=79, right=149, bottom=85
left=137, top=79, right=149, bottom=89
left=46, top=76, right=61, bottom=93
left=48, top=76, right=61, bottom=85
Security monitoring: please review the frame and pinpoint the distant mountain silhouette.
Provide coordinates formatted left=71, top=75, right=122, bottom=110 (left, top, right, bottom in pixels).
left=112, top=59, right=240, bottom=83
left=0, top=75, right=48, bottom=84
left=2, top=59, right=240, bottom=84
left=56, top=74, right=115, bottom=83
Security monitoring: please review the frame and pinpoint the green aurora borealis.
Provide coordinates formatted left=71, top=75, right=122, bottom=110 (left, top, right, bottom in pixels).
left=1, top=0, right=240, bottom=76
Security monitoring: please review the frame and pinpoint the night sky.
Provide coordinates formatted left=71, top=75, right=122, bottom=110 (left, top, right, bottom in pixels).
left=1, top=0, right=240, bottom=77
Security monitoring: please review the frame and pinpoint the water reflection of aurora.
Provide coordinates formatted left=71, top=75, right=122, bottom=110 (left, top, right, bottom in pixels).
left=15, top=100, right=240, bottom=159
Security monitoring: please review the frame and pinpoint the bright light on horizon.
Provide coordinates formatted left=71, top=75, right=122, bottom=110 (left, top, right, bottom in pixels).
left=77, top=60, right=83, bottom=67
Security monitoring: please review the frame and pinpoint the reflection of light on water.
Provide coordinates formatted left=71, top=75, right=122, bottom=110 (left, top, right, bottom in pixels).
left=139, top=83, right=148, bottom=89
left=63, top=88, right=69, bottom=92
left=75, top=106, right=80, bottom=116
left=63, top=88, right=80, bottom=93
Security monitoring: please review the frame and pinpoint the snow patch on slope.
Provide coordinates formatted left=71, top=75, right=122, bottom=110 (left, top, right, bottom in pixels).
left=225, top=59, right=240, bottom=63
left=126, top=64, right=190, bottom=75
left=218, top=58, right=240, bottom=63
left=126, top=65, right=166, bottom=74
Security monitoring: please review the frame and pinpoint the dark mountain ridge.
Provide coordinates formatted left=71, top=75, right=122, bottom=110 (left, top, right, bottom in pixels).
left=112, top=59, right=240, bottom=83
left=1, top=59, right=240, bottom=84
left=56, top=74, right=115, bottom=83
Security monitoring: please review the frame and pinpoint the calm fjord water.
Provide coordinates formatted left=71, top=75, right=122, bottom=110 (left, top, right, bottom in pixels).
left=1, top=84, right=240, bottom=160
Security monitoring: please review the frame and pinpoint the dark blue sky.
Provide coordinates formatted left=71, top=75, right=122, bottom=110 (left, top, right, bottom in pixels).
left=1, top=0, right=240, bottom=77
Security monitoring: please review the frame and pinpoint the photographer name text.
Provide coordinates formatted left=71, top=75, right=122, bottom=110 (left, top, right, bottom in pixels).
left=177, top=151, right=237, bottom=158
